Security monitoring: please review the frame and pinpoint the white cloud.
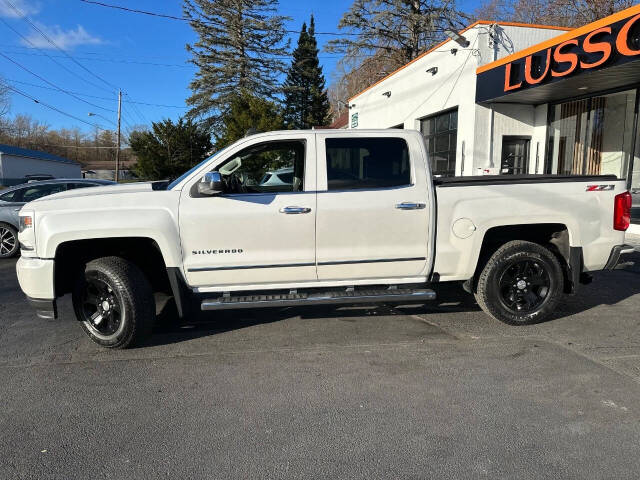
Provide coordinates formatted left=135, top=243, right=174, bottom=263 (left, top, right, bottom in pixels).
left=21, top=23, right=103, bottom=50
left=0, top=0, right=40, bottom=18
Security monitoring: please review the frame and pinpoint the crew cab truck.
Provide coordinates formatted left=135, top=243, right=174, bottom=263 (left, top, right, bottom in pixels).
left=16, top=129, right=633, bottom=349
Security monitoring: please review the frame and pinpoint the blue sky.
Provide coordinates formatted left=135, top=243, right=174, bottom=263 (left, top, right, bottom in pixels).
left=0, top=0, right=474, bottom=136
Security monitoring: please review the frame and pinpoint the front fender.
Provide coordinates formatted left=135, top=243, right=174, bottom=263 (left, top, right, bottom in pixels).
left=36, top=206, right=182, bottom=267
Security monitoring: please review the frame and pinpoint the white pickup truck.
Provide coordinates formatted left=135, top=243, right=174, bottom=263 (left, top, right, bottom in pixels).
left=16, top=130, right=633, bottom=348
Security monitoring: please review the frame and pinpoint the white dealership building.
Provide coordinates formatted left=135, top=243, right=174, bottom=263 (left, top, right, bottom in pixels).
left=347, top=6, right=640, bottom=196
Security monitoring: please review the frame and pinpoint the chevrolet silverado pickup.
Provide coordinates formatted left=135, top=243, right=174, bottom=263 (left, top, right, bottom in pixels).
left=15, top=129, right=633, bottom=348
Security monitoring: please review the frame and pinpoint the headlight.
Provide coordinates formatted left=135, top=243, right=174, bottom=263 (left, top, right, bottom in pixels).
left=19, top=214, right=33, bottom=233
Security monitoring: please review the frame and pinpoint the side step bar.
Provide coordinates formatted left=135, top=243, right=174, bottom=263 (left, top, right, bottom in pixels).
left=201, top=288, right=436, bottom=311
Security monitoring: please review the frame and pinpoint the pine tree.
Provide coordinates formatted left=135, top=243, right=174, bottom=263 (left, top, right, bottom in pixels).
left=183, top=0, right=290, bottom=131
left=130, top=118, right=213, bottom=181
left=283, top=16, right=330, bottom=129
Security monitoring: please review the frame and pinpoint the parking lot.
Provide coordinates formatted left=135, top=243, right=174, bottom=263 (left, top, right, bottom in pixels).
left=1, top=244, right=640, bottom=479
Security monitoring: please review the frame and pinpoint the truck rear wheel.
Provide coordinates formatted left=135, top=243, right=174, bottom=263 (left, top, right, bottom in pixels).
left=72, top=256, right=154, bottom=349
left=475, top=240, right=563, bottom=325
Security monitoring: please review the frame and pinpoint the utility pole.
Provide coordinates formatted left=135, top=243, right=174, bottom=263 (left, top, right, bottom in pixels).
left=115, top=89, right=122, bottom=183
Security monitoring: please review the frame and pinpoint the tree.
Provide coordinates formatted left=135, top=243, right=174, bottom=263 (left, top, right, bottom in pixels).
left=283, top=16, right=331, bottom=129
left=130, top=117, right=212, bottom=181
left=214, top=92, right=284, bottom=149
left=474, top=0, right=633, bottom=28
left=183, top=0, right=290, bottom=131
left=325, top=0, right=469, bottom=71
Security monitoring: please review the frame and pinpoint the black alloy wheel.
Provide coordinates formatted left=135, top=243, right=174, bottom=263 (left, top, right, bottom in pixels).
left=497, top=259, right=551, bottom=314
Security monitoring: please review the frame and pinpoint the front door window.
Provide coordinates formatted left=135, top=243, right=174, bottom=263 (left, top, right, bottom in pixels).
left=215, top=141, right=305, bottom=194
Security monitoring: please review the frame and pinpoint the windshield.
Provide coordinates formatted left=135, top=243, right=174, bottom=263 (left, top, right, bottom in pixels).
left=167, top=147, right=229, bottom=190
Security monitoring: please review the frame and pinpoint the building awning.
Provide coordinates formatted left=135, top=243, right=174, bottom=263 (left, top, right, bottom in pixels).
left=476, top=5, right=640, bottom=104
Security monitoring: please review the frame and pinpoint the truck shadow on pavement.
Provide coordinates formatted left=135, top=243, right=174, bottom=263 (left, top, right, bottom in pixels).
left=147, top=258, right=640, bottom=347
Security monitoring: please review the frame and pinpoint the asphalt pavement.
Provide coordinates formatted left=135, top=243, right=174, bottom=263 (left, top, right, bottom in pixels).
left=1, top=245, right=640, bottom=479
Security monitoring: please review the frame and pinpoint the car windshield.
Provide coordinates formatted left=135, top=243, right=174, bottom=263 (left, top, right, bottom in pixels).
left=167, top=147, right=229, bottom=190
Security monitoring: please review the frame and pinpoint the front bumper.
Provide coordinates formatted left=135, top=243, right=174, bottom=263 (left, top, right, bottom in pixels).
left=16, top=257, right=57, bottom=318
left=604, top=244, right=636, bottom=270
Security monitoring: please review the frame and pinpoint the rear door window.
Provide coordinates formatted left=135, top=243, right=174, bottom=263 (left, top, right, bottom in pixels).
left=325, top=137, right=411, bottom=191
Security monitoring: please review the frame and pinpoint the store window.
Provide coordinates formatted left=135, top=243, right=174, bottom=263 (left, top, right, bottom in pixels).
left=420, top=108, right=457, bottom=177
left=547, top=89, right=636, bottom=178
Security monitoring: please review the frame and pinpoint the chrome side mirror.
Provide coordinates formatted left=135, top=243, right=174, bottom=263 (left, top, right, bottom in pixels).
left=197, top=171, right=224, bottom=196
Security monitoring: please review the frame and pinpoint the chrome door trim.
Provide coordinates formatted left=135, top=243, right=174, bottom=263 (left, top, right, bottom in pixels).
left=318, top=257, right=426, bottom=266
left=188, top=262, right=315, bottom=272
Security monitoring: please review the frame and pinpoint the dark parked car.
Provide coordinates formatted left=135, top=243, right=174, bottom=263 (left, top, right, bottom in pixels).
left=0, top=178, right=115, bottom=258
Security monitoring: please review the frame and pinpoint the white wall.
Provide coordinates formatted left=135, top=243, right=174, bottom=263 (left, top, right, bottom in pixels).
left=0, top=154, right=81, bottom=185
left=348, top=23, right=567, bottom=176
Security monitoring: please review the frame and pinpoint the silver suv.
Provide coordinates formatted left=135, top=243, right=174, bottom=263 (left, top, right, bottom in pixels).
left=0, top=178, right=115, bottom=258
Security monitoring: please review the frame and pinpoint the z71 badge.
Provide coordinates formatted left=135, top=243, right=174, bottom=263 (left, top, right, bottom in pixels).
left=586, top=185, right=615, bottom=191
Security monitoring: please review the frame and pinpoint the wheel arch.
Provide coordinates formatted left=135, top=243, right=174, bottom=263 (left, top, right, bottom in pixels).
left=54, top=237, right=173, bottom=299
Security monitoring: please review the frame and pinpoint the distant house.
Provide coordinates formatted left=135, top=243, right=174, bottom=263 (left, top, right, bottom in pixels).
left=0, top=144, right=81, bottom=186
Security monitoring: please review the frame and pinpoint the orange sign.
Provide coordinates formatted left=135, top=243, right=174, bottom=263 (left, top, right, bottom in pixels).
left=504, top=13, right=640, bottom=92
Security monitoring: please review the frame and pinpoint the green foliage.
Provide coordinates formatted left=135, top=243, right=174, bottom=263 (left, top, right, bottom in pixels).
left=283, top=16, right=330, bottom=129
left=184, top=0, right=290, bottom=131
left=130, top=118, right=212, bottom=181
left=214, top=92, right=284, bottom=149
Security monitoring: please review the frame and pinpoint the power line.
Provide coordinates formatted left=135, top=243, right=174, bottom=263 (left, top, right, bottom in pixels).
left=2, top=83, right=110, bottom=131
left=0, top=48, right=371, bottom=65
left=3, top=0, right=119, bottom=92
left=0, top=17, right=118, bottom=94
left=5, top=79, right=188, bottom=108
left=0, top=49, right=196, bottom=68
left=79, top=0, right=370, bottom=36
left=0, top=52, right=118, bottom=117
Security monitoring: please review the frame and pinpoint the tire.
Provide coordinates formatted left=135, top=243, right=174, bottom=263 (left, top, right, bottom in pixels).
left=72, top=256, right=154, bottom=349
left=474, top=240, right=563, bottom=325
left=0, top=223, right=19, bottom=259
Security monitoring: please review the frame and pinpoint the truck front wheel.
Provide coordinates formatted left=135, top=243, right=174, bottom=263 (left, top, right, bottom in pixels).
left=72, top=256, right=154, bottom=348
left=475, top=240, right=563, bottom=325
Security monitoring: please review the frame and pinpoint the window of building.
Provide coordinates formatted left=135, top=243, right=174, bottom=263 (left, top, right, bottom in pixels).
left=420, top=108, right=458, bottom=177
left=325, top=137, right=410, bottom=190
left=547, top=89, right=637, bottom=178
left=215, top=141, right=305, bottom=194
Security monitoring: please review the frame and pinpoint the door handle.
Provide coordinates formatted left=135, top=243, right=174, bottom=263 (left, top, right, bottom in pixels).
left=395, top=202, right=426, bottom=210
left=280, top=206, right=312, bottom=214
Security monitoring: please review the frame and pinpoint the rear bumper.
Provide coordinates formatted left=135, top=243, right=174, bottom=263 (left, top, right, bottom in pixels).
left=27, top=297, right=58, bottom=320
left=604, top=244, right=636, bottom=270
